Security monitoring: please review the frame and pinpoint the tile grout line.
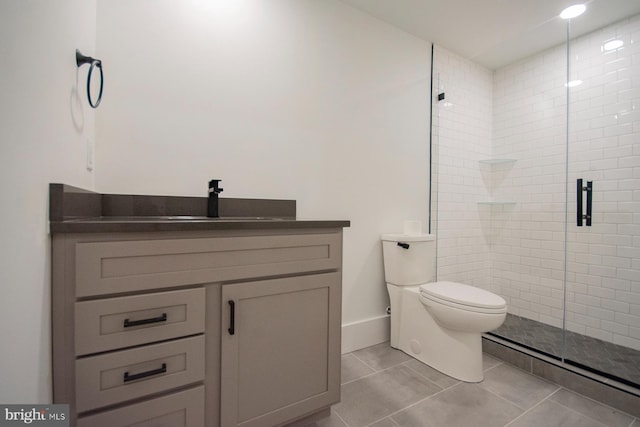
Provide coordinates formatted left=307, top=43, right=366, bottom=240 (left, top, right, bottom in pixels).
left=379, top=358, right=510, bottom=424
left=549, top=387, right=637, bottom=426
left=347, top=351, right=371, bottom=369
left=398, top=353, right=504, bottom=390
left=347, top=351, right=373, bottom=369
left=330, top=408, right=350, bottom=427
left=362, top=415, right=402, bottom=427
left=365, top=381, right=467, bottom=426
left=503, top=387, right=563, bottom=427
left=501, top=386, right=636, bottom=427
left=340, top=371, right=376, bottom=387
left=348, top=351, right=405, bottom=373
left=473, top=372, right=561, bottom=414
left=343, top=352, right=513, bottom=426
left=400, top=360, right=463, bottom=390
left=483, top=359, right=505, bottom=373
left=354, top=356, right=478, bottom=427
left=340, top=361, right=404, bottom=387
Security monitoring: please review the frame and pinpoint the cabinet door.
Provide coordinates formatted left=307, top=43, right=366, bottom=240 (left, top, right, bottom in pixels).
left=220, top=273, right=341, bottom=427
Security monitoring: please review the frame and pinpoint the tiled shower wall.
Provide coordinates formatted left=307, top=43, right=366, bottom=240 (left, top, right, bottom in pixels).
left=491, top=42, right=568, bottom=328
left=432, top=45, right=494, bottom=291
left=434, top=14, right=640, bottom=351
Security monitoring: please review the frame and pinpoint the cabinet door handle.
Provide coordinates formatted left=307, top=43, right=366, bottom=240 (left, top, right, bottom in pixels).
left=228, top=300, right=235, bottom=335
left=123, top=363, right=167, bottom=383
left=123, top=312, right=167, bottom=328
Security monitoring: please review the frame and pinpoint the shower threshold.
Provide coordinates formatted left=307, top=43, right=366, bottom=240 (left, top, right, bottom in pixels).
left=488, top=314, right=640, bottom=389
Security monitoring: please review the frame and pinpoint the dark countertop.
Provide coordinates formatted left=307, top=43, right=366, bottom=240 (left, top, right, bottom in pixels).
left=50, top=216, right=350, bottom=233
left=49, top=184, right=349, bottom=234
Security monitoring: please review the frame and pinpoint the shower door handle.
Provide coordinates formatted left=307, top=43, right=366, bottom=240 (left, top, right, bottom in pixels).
left=586, top=180, right=592, bottom=226
left=577, top=179, right=592, bottom=226
left=577, top=179, right=582, bottom=226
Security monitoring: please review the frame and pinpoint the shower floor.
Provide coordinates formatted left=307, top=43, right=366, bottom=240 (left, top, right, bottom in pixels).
left=490, top=314, right=640, bottom=387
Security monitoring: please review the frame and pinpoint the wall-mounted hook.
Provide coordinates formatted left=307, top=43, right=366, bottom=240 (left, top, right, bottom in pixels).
left=76, top=49, right=103, bottom=109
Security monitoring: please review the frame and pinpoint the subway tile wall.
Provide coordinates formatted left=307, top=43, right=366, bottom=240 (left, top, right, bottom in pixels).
left=492, top=41, right=568, bottom=330
left=432, top=45, right=494, bottom=291
left=434, top=14, right=640, bottom=351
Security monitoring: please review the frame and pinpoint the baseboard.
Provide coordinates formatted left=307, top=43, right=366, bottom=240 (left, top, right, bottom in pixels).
left=341, top=314, right=390, bottom=354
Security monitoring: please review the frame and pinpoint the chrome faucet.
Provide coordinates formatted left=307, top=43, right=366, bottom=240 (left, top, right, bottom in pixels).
left=207, top=179, right=223, bottom=217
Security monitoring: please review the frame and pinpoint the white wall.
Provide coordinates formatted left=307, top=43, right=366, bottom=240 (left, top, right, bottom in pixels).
left=0, top=0, right=430, bottom=402
left=0, top=0, right=97, bottom=402
left=95, top=0, right=432, bottom=339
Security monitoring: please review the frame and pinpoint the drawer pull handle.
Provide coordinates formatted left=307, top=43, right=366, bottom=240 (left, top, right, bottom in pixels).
left=123, top=313, right=167, bottom=328
left=228, top=300, right=235, bottom=335
left=123, top=363, right=167, bottom=383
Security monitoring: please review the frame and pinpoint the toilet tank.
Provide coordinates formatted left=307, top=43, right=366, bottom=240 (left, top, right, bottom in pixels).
left=381, top=234, right=436, bottom=286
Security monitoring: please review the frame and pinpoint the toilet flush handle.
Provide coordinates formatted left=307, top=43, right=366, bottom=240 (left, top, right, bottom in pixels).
left=397, top=242, right=410, bottom=249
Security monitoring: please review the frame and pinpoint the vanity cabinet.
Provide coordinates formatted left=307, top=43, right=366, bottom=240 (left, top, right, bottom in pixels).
left=52, top=228, right=344, bottom=427
left=220, top=273, right=341, bottom=427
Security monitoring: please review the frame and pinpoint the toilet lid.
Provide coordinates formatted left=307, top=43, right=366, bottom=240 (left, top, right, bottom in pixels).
left=420, top=281, right=506, bottom=309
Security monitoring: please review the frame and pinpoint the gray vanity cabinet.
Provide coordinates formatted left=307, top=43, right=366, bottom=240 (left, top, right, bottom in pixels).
left=52, top=228, right=344, bottom=427
left=220, top=273, right=341, bottom=427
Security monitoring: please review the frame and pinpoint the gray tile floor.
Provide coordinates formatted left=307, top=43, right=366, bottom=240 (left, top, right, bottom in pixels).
left=311, top=342, right=639, bottom=427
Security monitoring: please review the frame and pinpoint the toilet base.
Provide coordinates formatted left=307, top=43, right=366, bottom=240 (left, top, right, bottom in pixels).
left=388, top=285, right=485, bottom=382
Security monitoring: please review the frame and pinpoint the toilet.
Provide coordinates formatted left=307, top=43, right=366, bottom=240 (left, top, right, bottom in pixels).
left=381, top=233, right=507, bottom=382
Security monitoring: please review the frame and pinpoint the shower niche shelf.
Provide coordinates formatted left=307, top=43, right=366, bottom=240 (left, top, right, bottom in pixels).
left=478, top=158, right=517, bottom=205
left=477, top=201, right=516, bottom=206
left=478, top=158, right=517, bottom=165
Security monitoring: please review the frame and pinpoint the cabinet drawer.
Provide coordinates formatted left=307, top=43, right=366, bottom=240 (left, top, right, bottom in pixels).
left=76, top=335, right=205, bottom=413
left=77, top=385, right=204, bottom=427
left=75, top=288, right=205, bottom=356
left=75, top=232, right=341, bottom=297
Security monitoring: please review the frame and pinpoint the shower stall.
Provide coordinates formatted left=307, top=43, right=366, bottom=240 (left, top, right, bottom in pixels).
left=432, top=10, right=640, bottom=389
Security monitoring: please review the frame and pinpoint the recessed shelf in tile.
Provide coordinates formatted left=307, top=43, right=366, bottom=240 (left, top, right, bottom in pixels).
left=479, top=158, right=517, bottom=165
left=477, top=201, right=516, bottom=205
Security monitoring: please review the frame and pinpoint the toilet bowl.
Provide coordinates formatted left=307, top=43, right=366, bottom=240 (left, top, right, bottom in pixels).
left=420, top=281, right=507, bottom=332
left=382, top=234, right=507, bottom=382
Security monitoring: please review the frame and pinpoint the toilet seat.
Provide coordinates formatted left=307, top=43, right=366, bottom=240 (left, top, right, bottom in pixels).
left=420, top=281, right=507, bottom=314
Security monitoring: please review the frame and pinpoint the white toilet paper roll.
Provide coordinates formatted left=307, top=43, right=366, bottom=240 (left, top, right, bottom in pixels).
left=403, top=220, right=422, bottom=236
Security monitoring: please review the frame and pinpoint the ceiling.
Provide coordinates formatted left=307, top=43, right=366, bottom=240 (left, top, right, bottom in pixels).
left=339, top=0, right=640, bottom=69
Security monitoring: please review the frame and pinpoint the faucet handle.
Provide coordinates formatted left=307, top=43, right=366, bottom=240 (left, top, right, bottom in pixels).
left=208, top=179, right=223, bottom=193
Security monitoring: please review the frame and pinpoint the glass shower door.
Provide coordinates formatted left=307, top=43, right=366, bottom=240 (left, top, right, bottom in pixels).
left=564, top=14, right=640, bottom=386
